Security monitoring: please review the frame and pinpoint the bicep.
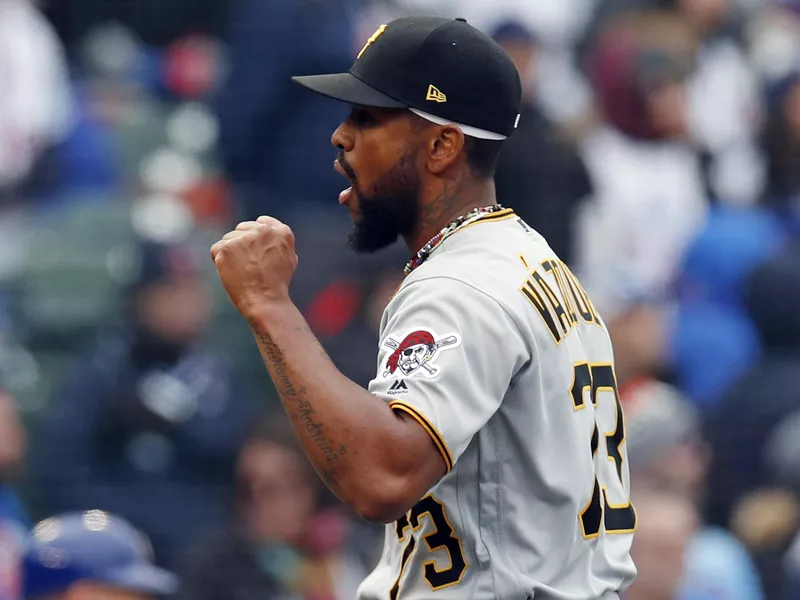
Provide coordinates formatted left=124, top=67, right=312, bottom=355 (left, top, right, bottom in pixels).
left=393, top=410, right=449, bottom=495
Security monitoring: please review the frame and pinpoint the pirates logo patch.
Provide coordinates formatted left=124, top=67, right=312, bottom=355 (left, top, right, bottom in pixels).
left=381, top=329, right=461, bottom=379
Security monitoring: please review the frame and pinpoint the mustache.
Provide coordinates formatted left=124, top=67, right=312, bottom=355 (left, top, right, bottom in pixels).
left=336, top=151, right=358, bottom=184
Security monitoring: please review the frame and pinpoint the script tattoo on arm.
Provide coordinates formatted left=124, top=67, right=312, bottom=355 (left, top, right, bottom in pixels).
left=241, top=300, right=449, bottom=521
left=247, top=318, right=345, bottom=486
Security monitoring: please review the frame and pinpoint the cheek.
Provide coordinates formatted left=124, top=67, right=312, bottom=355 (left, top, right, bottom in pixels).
left=352, top=154, right=380, bottom=195
left=354, top=130, right=410, bottom=192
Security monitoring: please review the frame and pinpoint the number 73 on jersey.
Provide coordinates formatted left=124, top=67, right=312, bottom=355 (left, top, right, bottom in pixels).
left=572, top=362, right=637, bottom=538
left=388, top=362, right=636, bottom=599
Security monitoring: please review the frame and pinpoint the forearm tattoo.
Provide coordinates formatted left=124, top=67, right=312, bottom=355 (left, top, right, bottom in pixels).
left=248, top=318, right=345, bottom=484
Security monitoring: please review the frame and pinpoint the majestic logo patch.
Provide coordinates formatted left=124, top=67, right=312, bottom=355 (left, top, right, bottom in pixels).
left=382, top=329, right=460, bottom=379
left=387, top=380, right=409, bottom=395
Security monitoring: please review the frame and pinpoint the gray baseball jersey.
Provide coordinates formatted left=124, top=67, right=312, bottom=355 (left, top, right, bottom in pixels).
left=358, top=208, right=637, bottom=600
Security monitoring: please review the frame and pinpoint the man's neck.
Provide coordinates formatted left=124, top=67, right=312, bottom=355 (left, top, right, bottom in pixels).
left=406, top=169, right=497, bottom=255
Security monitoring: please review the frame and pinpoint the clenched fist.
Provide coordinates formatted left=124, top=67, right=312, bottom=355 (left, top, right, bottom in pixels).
left=211, top=216, right=298, bottom=317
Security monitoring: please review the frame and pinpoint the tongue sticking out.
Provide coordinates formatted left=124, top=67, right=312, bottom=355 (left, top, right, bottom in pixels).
left=339, top=186, right=353, bottom=205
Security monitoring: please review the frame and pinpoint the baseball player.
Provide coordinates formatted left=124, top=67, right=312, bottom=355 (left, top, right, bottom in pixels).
left=211, top=15, right=637, bottom=600
left=21, top=510, right=178, bottom=600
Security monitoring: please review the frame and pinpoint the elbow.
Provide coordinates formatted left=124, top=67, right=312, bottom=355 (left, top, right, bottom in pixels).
left=350, top=477, right=418, bottom=524
left=354, top=502, right=406, bottom=525
left=343, top=420, right=447, bottom=523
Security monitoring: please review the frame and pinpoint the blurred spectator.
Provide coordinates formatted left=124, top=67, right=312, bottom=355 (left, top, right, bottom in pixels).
left=703, top=355, right=800, bottom=596
left=490, top=20, right=593, bottom=264
left=762, top=70, right=800, bottom=231
left=624, top=380, right=709, bottom=504
left=0, top=0, right=74, bottom=194
left=624, top=489, right=700, bottom=600
left=574, top=12, right=708, bottom=384
left=0, top=0, right=75, bottom=284
left=42, top=0, right=229, bottom=55
left=581, top=0, right=764, bottom=205
left=669, top=70, right=800, bottom=407
left=215, top=0, right=361, bottom=221
left=784, top=528, right=800, bottom=600
left=624, top=379, right=764, bottom=600
left=744, top=242, right=800, bottom=354
left=30, top=237, right=257, bottom=569
left=736, top=70, right=800, bottom=359
left=746, top=4, right=800, bottom=85
left=21, top=510, right=179, bottom=600
left=388, top=0, right=596, bottom=48
left=676, top=0, right=764, bottom=206
left=0, top=389, right=30, bottom=600
left=669, top=204, right=782, bottom=407
left=730, top=489, right=799, bottom=600
left=177, top=414, right=368, bottom=600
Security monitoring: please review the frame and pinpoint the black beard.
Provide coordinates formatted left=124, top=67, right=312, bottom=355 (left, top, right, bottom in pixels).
left=341, top=150, right=420, bottom=253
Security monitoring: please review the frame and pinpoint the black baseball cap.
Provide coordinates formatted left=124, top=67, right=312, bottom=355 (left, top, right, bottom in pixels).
left=292, top=16, right=523, bottom=141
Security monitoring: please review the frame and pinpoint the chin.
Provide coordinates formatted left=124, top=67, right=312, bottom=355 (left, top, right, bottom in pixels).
left=347, top=224, right=399, bottom=254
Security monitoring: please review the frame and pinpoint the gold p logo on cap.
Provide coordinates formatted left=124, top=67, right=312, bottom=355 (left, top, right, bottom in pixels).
left=358, top=24, right=388, bottom=59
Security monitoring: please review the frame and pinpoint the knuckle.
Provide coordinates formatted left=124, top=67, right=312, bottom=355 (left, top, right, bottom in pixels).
left=257, top=215, right=278, bottom=227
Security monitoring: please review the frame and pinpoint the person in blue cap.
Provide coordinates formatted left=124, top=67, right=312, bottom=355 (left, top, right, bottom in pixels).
left=21, top=510, right=178, bottom=600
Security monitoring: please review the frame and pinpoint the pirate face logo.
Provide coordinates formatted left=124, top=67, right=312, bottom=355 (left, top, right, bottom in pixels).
left=382, top=329, right=461, bottom=378
left=397, top=343, right=431, bottom=375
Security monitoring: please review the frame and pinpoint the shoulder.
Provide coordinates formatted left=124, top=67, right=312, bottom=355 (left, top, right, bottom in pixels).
left=388, top=274, right=511, bottom=326
left=382, top=270, right=528, bottom=352
left=375, top=273, right=530, bottom=394
left=400, top=213, right=554, bottom=302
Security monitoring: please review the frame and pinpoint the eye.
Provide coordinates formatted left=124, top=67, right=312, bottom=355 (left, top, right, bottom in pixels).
left=349, top=107, right=378, bottom=127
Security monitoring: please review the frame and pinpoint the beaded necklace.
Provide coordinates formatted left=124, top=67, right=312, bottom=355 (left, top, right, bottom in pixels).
left=403, top=204, right=505, bottom=275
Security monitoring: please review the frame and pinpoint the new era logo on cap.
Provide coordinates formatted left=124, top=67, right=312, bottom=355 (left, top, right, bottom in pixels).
left=426, top=85, right=447, bottom=103
left=291, top=16, right=522, bottom=141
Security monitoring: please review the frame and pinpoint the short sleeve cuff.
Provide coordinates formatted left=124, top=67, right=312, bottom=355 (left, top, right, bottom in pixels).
left=389, top=400, right=454, bottom=472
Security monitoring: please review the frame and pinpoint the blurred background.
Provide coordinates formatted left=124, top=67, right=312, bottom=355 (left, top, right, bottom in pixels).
left=1, top=0, right=800, bottom=598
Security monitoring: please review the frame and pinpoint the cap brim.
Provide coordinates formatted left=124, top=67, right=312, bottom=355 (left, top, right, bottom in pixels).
left=291, top=73, right=407, bottom=109
left=104, top=563, right=180, bottom=595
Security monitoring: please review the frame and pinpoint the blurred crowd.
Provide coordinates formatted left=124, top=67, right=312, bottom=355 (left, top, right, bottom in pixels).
left=1, top=0, right=800, bottom=598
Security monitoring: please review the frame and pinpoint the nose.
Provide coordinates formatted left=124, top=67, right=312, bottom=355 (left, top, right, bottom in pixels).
left=331, top=122, right=354, bottom=152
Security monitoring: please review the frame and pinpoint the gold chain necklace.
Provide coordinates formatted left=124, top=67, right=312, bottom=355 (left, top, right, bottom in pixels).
left=404, top=204, right=504, bottom=275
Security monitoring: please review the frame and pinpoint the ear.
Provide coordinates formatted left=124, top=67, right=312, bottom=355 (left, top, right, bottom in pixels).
left=425, top=125, right=466, bottom=175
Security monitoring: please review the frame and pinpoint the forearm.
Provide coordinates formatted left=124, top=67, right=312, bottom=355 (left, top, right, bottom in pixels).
left=245, top=300, right=423, bottom=520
